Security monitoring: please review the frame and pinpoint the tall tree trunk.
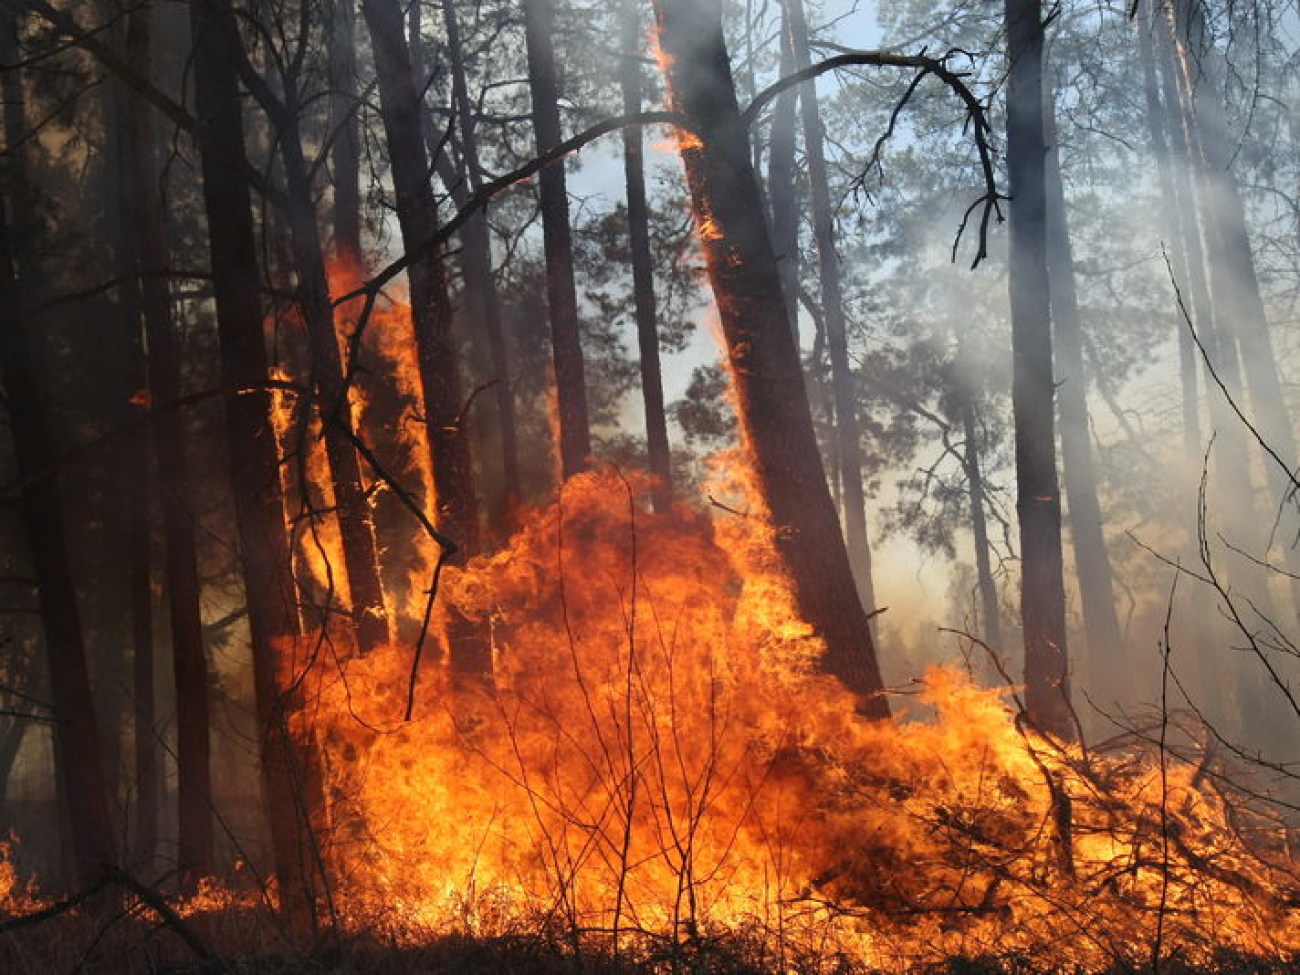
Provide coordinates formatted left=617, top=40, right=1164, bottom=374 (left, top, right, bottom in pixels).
left=1004, top=0, right=1072, bottom=738
left=361, top=0, right=489, bottom=682
left=1139, top=6, right=1221, bottom=720
left=522, top=0, right=592, bottom=479
left=1162, top=0, right=1295, bottom=744
left=0, top=141, right=116, bottom=889
left=783, top=0, right=879, bottom=622
left=1139, top=13, right=1201, bottom=461
left=439, top=0, right=521, bottom=517
left=121, top=4, right=213, bottom=885
left=276, top=97, right=391, bottom=656
left=650, top=0, right=889, bottom=718
left=189, top=0, right=325, bottom=923
left=1042, top=96, right=1124, bottom=688
left=328, top=0, right=362, bottom=263
left=955, top=364, right=1003, bottom=649
left=1166, top=0, right=1300, bottom=617
left=620, top=0, right=672, bottom=510
left=766, top=10, right=800, bottom=341
left=0, top=10, right=117, bottom=883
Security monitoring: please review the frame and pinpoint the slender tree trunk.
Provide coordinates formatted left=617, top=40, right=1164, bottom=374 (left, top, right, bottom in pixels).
left=0, top=11, right=117, bottom=882
left=650, top=0, right=889, bottom=718
left=362, top=0, right=490, bottom=682
left=189, top=0, right=325, bottom=923
left=620, top=0, right=672, bottom=510
left=277, top=100, right=391, bottom=655
left=1004, top=0, right=1072, bottom=738
left=1140, top=6, right=1220, bottom=720
left=783, top=0, right=879, bottom=621
left=439, top=0, right=521, bottom=516
left=1167, top=0, right=1300, bottom=617
left=1139, top=14, right=1201, bottom=460
left=766, top=11, right=800, bottom=341
left=329, top=0, right=362, bottom=263
left=0, top=172, right=117, bottom=890
left=956, top=367, right=1003, bottom=649
left=522, top=0, right=592, bottom=478
left=1042, top=97, right=1124, bottom=687
left=120, top=5, right=213, bottom=884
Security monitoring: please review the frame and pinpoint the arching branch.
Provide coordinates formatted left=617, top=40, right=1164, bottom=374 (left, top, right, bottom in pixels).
left=744, top=50, right=1005, bottom=268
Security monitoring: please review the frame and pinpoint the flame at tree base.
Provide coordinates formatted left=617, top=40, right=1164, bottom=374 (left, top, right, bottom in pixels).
left=3, top=471, right=1298, bottom=972
left=292, top=469, right=1300, bottom=971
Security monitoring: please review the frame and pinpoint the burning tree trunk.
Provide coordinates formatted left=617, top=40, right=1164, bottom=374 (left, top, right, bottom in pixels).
left=361, top=0, right=489, bottom=681
left=650, top=0, right=889, bottom=718
left=783, top=0, right=880, bottom=623
left=119, top=4, right=213, bottom=884
left=620, top=0, right=672, bottom=511
left=1042, top=97, right=1124, bottom=688
left=189, top=0, right=326, bottom=921
left=522, top=0, right=592, bottom=479
left=0, top=83, right=117, bottom=883
left=439, top=0, right=522, bottom=519
left=278, top=111, right=392, bottom=656
left=1004, top=0, right=1073, bottom=738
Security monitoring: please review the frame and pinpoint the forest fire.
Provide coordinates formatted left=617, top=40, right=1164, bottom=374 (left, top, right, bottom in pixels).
left=3, top=0, right=1300, bottom=970
left=284, top=469, right=1296, bottom=971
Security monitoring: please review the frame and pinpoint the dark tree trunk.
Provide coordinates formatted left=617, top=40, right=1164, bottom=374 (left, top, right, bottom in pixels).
left=276, top=100, right=391, bottom=656
left=650, top=0, right=889, bottom=718
left=361, top=0, right=489, bottom=681
left=189, top=0, right=325, bottom=923
left=620, top=0, right=672, bottom=510
left=1004, top=0, right=1072, bottom=738
left=0, top=11, right=117, bottom=883
left=328, top=0, right=362, bottom=263
left=1042, top=98, right=1124, bottom=687
left=522, top=0, right=592, bottom=479
left=439, top=0, right=521, bottom=517
left=766, top=10, right=800, bottom=341
left=121, top=4, right=212, bottom=884
left=784, top=0, right=879, bottom=622
left=0, top=171, right=117, bottom=890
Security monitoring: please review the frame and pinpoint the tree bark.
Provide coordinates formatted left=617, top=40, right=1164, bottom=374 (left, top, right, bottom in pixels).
left=1139, top=6, right=1222, bottom=719
left=955, top=363, right=1003, bottom=649
left=1004, top=0, right=1072, bottom=738
left=766, top=10, right=800, bottom=341
left=328, top=0, right=362, bottom=262
left=0, top=103, right=117, bottom=888
left=276, top=97, right=392, bottom=656
left=783, top=0, right=879, bottom=623
left=0, top=8, right=118, bottom=883
left=1166, top=0, right=1300, bottom=618
left=620, top=0, right=672, bottom=510
left=189, top=0, right=325, bottom=923
left=1042, top=96, right=1124, bottom=687
left=119, top=4, right=213, bottom=884
left=522, top=0, right=592, bottom=479
left=362, top=0, right=490, bottom=681
left=439, top=0, right=521, bottom=517
left=650, top=0, right=889, bottom=718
